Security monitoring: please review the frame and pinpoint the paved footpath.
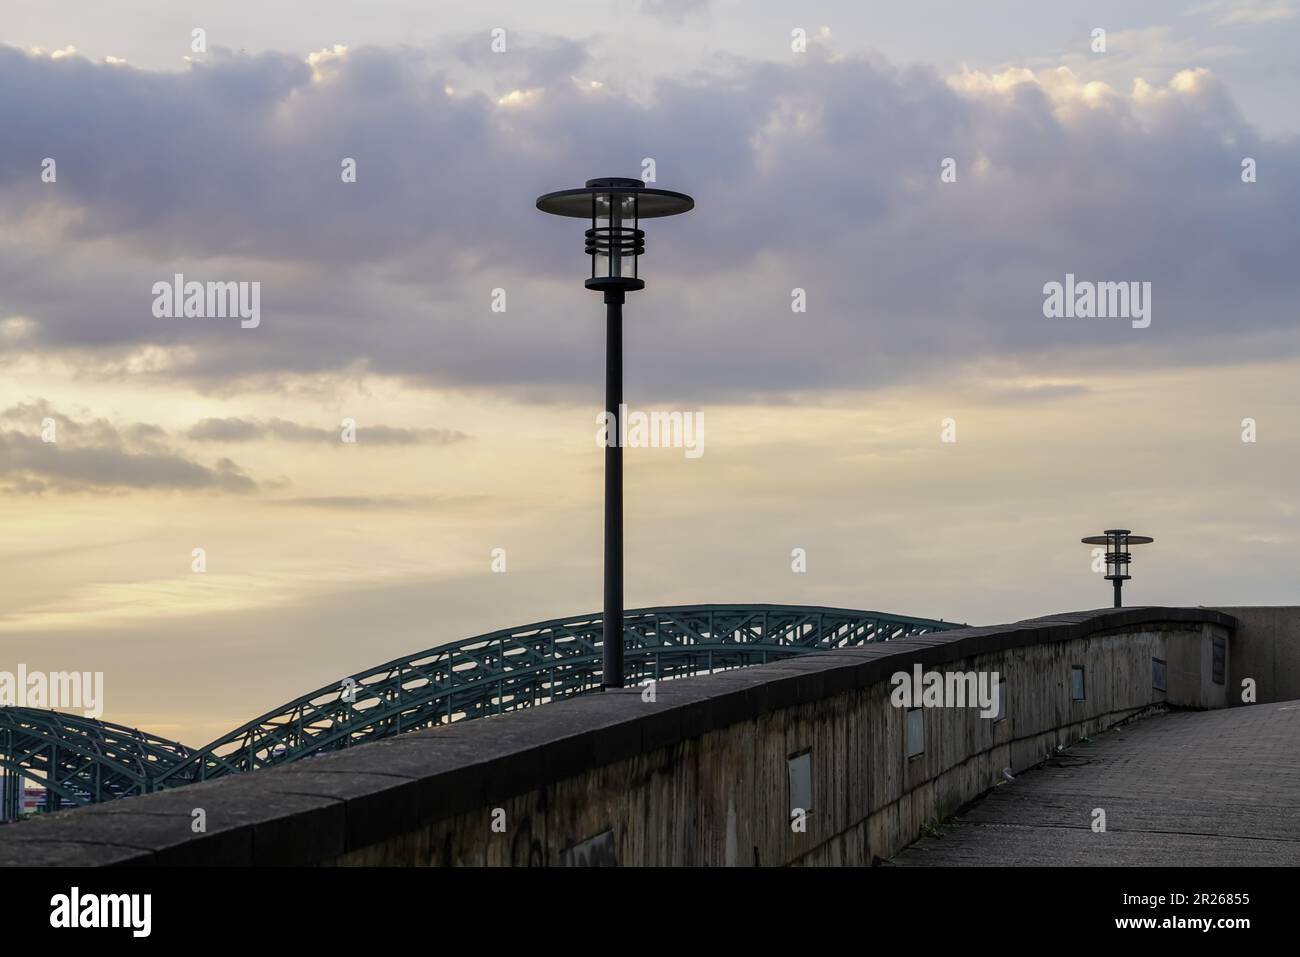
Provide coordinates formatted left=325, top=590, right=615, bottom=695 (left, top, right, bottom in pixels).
left=892, top=700, right=1300, bottom=866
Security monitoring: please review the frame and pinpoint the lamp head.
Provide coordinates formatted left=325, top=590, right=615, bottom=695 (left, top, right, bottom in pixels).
left=536, top=177, right=694, bottom=293
left=1081, top=529, right=1154, bottom=581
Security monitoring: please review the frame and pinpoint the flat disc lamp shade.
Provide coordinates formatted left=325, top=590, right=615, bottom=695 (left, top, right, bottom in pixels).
left=536, top=177, right=694, bottom=292
left=1081, top=530, right=1154, bottom=583
left=535, top=178, right=695, bottom=218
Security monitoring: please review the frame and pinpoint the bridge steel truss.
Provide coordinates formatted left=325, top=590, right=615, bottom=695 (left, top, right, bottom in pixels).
left=0, top=710, right=191, bottom=817
left=0, top=604, right=961, bottom=815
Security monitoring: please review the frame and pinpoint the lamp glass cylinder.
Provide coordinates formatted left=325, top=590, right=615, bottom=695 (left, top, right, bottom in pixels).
left=589, top=192, right=640, bottom=283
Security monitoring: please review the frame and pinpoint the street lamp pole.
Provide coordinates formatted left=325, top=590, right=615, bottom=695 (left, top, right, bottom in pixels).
left=536, top=177, right=694, bottom=690
left=603, top=288, right=624, bottom=687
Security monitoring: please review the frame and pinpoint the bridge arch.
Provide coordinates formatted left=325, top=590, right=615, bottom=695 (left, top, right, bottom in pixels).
left=1, top=604, right=958, bottom=814
left=0, top=709, right=190, bottom=818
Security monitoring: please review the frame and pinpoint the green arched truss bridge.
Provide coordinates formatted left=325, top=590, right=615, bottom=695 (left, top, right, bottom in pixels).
left=0, top=604, right=961, bottom=817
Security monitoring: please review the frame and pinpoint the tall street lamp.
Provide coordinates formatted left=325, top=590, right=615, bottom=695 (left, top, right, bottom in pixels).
left=1080, top=529, right=1154, bottom=607
left=536, top=177, right=695, bottom=689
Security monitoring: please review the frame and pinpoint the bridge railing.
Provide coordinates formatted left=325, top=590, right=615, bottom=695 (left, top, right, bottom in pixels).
left=0, top=607, right=1238, bottom=865
left=0, top=604, right=958, bottom=814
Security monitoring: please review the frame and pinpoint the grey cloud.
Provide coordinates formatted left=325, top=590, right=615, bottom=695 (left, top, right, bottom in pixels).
left=0, top=42, right=1296, bottom=403
left=0, top=400, right=256, bottom=494
left=639, top=0, right=711, bottom=22
left=451, top=33, right=590, bottom=90
left=271, top=493, right=486, bottom=510
left=186, top=416, right=467, bottom=445
left=984, top=383, right=1093, bottom=404
left=185, top=417, right=262, bottom=442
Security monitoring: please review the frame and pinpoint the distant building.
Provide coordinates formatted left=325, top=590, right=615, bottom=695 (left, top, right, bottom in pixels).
left=0, top=781, right=52, bottom=819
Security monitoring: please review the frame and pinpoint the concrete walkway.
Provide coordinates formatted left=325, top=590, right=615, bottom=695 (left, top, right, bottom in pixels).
left=892, top=701, right=1300, bottom=866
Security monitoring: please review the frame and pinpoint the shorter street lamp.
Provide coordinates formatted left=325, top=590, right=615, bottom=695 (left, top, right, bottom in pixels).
left=535, top=177, right=694, bottom=689
left=1081, top=529, right=1154, bottom=607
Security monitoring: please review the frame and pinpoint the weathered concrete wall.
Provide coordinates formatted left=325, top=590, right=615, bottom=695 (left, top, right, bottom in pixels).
left=0, top=607, right=1235, bottom=867
left=332, top=619, right=1228, bottom=866
left=1212, top=606, right=1300, bottom=705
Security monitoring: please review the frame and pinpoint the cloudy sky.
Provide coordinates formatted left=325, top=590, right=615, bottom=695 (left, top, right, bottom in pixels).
left=1, top=0, right=1297, bottom=745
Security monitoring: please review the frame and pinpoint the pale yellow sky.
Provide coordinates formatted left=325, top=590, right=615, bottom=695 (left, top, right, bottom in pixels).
left=2, top=353, right=1295, bottom=745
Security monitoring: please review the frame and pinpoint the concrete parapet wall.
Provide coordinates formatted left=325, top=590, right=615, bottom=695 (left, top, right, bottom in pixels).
left=0, top=607, right=1236, bottom=867
left=1212, top=606, right=1300, bottom=705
